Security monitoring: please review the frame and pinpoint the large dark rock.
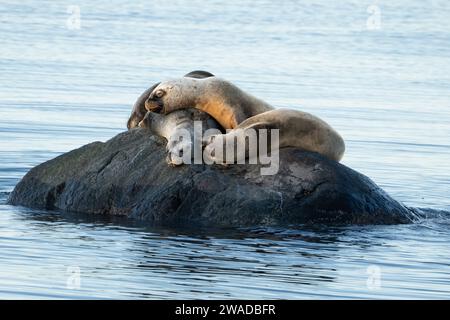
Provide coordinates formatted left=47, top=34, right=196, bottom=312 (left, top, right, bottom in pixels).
left=8, top=129, right=417, bottom=226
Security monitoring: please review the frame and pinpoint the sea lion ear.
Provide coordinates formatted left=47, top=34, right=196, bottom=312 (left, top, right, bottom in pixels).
left=184, top=70, right=215, bottom=79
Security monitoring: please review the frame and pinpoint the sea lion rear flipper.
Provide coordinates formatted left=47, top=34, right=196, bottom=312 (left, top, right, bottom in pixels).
left=183, top=70, right=215, bottom=79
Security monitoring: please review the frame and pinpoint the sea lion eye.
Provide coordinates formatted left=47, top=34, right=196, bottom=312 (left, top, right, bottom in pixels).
left=155, top=89, right=165, bottom=98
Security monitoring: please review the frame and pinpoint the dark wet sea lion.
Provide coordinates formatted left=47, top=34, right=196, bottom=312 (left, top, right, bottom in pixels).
left=127, top=82, right=160, bottom=129
left=138, top=109, right=222, bottom=165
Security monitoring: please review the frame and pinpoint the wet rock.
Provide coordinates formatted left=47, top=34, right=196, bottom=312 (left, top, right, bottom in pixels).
left=8, top=129, right=417, bottom=227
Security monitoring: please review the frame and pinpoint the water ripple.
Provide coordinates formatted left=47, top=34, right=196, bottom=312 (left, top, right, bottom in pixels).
left=1, top=0, right=450, bottom=299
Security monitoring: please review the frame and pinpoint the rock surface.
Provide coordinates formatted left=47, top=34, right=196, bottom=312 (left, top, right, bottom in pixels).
left=8, top=129, right=417, bottom=227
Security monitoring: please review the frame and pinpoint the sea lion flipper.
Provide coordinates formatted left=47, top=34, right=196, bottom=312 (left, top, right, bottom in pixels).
left=127, top=82, right=161, bottom=129
left=184, top=70, right=215, bottom=79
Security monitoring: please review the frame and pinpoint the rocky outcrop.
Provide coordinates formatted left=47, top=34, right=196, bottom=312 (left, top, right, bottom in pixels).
left=8, top=129, right=417, bottom=227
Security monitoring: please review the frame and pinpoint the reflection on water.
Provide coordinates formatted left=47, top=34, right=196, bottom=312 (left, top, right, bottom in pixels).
left=1, top=193, right=450, bottom=299
left=1, top=0, right=450, bottom=298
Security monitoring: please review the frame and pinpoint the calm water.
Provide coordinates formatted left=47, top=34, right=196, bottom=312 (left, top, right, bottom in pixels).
left=0, top=0, right=449, bottom=299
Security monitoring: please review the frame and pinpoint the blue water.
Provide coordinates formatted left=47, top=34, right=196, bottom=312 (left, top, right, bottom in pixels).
left=0, top=0, right=449, bottom=299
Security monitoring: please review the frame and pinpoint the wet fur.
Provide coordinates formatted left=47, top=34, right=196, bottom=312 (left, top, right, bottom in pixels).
left=127, top=71, right=214, bottom=130
left=139, top=109, right=222, bottom=165
left=148, top=77, right=345, bottom=162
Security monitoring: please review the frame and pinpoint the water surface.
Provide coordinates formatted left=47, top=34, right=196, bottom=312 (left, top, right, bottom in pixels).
left=0, top=0, right=449, bottom=299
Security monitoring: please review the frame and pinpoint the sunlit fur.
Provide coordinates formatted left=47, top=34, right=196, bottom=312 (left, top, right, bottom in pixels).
left=150, top=77, right=346, bottom=162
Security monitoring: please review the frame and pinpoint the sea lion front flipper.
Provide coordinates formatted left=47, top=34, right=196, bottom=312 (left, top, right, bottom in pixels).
left=203, top=121, right=273, bottom=165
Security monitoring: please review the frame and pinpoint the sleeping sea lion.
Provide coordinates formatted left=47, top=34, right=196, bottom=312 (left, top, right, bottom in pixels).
left=144, top=76, right=345, bottom=162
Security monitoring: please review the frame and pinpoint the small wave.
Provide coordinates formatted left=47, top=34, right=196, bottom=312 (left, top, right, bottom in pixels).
left=0, top=192, right=11, bottom=203
left=410, top=207, right=450, bottom=220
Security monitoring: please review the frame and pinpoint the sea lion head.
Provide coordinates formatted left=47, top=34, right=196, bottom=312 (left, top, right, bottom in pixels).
left=128, top=71, right=214, bottom=129
left=144, top=84, right=170, bottom=113
left=145, top=71, right=215, bottom=114
left=127, top=70, right=214, bottom=124
left=137, top=111, right=164, bottom=131
left=145, top=78, right=203, bottom=115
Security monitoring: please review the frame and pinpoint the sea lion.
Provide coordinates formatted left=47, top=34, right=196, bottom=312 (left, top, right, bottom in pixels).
left=144, top=76, right=346, bottom=162
left=127, top=70, right=215, bottom=130
left=127, top=82, right=160, bottom=129
left=138, top=109, right=222, bottom=165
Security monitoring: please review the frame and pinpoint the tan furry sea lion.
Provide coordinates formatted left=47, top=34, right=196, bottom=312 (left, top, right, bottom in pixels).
left=127, top=70, right=215, bottom=130
left=144, top=76, right=346, bottom=162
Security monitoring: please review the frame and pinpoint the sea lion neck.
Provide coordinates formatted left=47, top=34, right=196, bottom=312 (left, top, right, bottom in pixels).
left=194, top=93, right=240, bottom=129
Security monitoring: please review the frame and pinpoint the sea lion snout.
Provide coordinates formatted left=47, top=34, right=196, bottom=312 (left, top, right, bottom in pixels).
left=145, top=98, right=163, bottom=113
left=139, top=111, right=166, bottom=130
